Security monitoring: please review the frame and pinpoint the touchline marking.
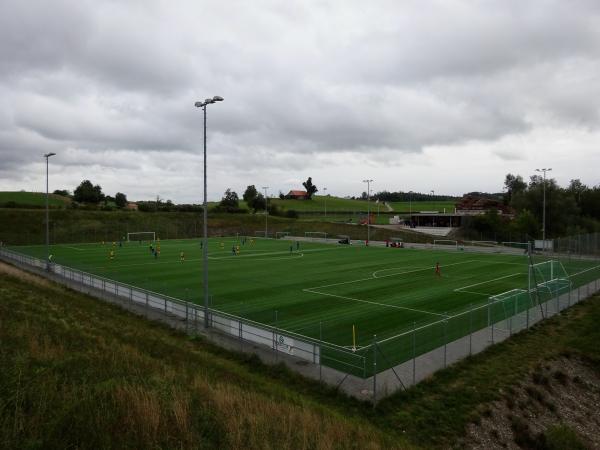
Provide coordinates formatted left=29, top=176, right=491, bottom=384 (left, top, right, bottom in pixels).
left=310, top=259, right=480, bottom=291
left=64, top=246, right=85, bottom=251
left=570, top=264, right=600, bottom=277
left=456, top=290, right=492, bottom=297
left=303, top=288, right=447, bottom=317
left=454, top=273, right=524, bottom=292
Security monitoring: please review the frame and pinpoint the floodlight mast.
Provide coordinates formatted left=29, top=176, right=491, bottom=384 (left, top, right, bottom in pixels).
left=363, top=179, right=373, bottom=244
left=195, top=95, right=224, bottom=328
left=44, top=152, right=56, bottom=271
left=262, top=186, right=269, bottom=237
left=535, top=168, right=552, bottom=251
left=323, top=187, right=327, bottom=219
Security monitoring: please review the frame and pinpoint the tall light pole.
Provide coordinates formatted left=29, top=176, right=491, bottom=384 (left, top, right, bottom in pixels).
left=535, top=168, right=552, bottom=250
left=262, top=186, right=269, bottom=237
left=430, top=190, right=434, bottom=197
left=363, top=179, right=373, bottom=244
left=409, top=190, right=414, bottom=214
left=195, top=95, right=224, bottom=328
left=323, top=187, right=327, bottom=219
left=44, top=152, right=56, bottom=271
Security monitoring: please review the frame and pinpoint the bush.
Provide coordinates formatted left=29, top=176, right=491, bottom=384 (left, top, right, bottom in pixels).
left=538, top=424, right=586, bottom=450
left=285, top=209, right=299, bottom=219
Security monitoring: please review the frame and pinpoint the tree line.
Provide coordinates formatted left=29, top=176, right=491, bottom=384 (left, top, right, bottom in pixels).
left=462, top=174, right=600, bottom=240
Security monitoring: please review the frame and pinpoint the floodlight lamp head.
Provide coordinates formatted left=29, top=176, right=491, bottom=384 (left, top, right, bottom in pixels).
left=195, top=101, right=203, bottom=108
left=44, top=152, right=56, bottom=158
left=205, top=98, right=213, bottom=104
left=213, top=95, right=224, bottom=102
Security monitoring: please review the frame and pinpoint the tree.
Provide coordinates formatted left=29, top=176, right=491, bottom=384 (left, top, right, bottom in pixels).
left=243, top=185, right=258, bottom=205
left=302, top=177, right=318, bottom=199
left=73, top=180, right=104, bottom=203
left=250, top=193, right=266, bottom=212
left=115, top=192, right=127, bottom=208
left=504, top=173, right=527, bottom=205
left=53, top=189, right=70, bottom=197
left=220, top=189, right=239, bottom=208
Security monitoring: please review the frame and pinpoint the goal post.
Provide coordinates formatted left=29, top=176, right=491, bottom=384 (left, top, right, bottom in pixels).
left=305, top=231, right=327, bottom=241
left=127, top=232, right=156, bottom=242
left=433, top=239, right=458, bottom=249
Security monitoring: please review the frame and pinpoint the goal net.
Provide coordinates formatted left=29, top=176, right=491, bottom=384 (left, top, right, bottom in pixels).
left=488, top=288, right=531, bottom=337
left=305, top=231, right=327, bottom=241
left=433, top=239, right=458, bottom=249
left=127, top=232, right=156, bottom=242
left=275, top=231, right=290, bottom=239
left=530, top=260, right=571, bottom=291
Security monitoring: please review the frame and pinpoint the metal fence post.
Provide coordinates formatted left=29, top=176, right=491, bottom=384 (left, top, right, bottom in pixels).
left=469, top=304, right=473, bottom=356
left=443, top=313, right=447, bottom=368
left=319, top=321, right=323, bottom=383
left=412, top=321, right=416, bottom=385
left=372, top=335, right=377, bottom=405
left=274, top=310, right=278, bottom=362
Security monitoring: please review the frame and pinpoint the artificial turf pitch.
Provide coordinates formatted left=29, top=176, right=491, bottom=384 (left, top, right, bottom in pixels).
left=10, top=238, right=600, bottom=375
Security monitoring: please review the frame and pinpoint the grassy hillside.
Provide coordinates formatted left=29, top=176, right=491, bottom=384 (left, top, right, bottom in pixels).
left=0, top=191, right=70, bottom=208
left=0, top=209, right=431, bottom=245
left=0, top=266, right=401, bottom=449
left=389, top=201, right=456, bottom=213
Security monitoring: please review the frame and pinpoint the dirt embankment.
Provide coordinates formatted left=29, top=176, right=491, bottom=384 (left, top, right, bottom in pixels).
left=465, top=356, right=600, bottom=449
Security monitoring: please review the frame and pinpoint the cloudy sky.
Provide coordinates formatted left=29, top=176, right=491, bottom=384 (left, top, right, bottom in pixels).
left=1, top=0, right=599, bottom=203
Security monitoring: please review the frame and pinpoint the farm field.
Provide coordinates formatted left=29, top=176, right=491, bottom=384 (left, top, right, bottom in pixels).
left=10, top=237, right=600, bottom=375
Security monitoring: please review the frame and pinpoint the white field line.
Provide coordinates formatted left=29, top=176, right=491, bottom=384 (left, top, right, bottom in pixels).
left=456, top=290, right=492, bottom=296
left=309, top=259, right=481, bottom=291
left=92, top=246, right=340, bottom=269
left=63, top=246, right=85, bottom=251
left=569, top=264, right=600, bottom=277
left=303, top=288, right=447, bottom=318
left=454, top=273, right=524, bottom=292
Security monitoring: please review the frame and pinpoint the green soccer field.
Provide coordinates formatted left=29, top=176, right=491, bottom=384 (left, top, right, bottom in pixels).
left=10, top=237, right=600, bottom=375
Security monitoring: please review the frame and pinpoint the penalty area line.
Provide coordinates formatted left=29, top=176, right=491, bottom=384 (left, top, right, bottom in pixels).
left=303, top=288, right=447, bottom=318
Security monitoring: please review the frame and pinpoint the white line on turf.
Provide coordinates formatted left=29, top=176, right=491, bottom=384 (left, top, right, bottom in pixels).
left=454, top=273, right=524, bottom=292
left=64, top=246, right=85, bottom=251
left=308, top=259, right=480, bottom=291
left=303, top=288, right=447, bottom=317
left=569, top=264, right=600, bottom=277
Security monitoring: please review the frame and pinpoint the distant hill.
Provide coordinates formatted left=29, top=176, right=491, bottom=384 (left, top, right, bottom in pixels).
left=0, top=191, right=71, bottom=208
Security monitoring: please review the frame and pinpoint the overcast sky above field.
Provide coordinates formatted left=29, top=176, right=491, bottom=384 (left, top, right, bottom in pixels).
left=0, top=0, right=599, bottom=202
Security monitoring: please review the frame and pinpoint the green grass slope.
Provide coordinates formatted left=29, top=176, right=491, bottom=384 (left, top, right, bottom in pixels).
left=0, top=267, right=403, bottom=450
left=0, top=209, right=431, bottom=245
left=0, top=191, right=70, bottom=208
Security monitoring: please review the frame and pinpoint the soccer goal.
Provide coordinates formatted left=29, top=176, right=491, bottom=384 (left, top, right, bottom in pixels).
left=530, top=260, right=571, bottom=291
left=433, top=239, right=458, bottom=249
left=127, top=232, right=156, bottom=242
left=305, top=231, right=327, bottom=241
left=275, top=231, right=290, bottom=239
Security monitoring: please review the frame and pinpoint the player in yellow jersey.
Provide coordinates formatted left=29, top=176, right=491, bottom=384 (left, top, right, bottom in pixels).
left=109, top=250, right=114, bottom=260
left=180, top=251, right=185, bottom=262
